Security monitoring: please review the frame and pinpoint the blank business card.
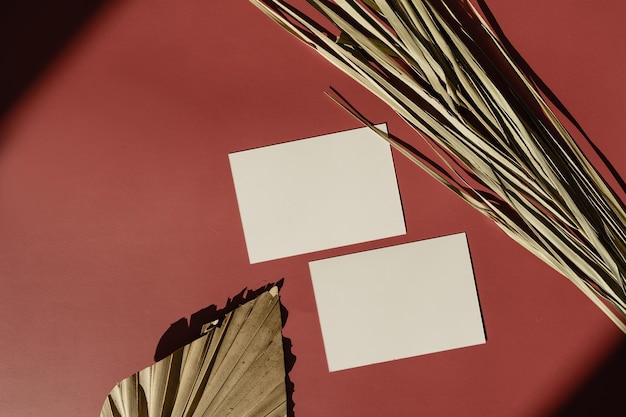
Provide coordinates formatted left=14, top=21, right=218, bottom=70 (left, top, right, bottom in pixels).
left=309, top=233, right=486, bottom=372
left=229, top=125, right=406, bottom=263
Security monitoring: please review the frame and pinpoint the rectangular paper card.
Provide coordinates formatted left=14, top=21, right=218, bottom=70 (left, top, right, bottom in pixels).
left=309, top=232, right=486, bottom=372
left=229, top=125, right=406, bottom=263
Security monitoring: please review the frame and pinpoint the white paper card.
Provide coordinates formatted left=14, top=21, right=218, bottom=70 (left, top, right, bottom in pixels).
left=229, top=125, right=406, bottom=263
left=309, top=232, right=485, bottom=372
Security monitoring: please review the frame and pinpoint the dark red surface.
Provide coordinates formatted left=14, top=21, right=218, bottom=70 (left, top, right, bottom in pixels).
left=1, top=1, right=625, bottom=416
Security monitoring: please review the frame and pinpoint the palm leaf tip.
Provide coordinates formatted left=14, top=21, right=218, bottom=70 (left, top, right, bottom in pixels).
left=251, top=0, right=626, bottom=331
left=101, top=287, right=288, bottom=417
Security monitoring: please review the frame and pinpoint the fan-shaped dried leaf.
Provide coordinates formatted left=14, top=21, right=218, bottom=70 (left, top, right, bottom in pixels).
left=101, top=287, right=287, bottom=417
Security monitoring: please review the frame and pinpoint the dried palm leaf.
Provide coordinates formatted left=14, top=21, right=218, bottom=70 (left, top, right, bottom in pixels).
left=250, top=0, right=626, bottom=331
left=100, top=287, right=288, bottom=417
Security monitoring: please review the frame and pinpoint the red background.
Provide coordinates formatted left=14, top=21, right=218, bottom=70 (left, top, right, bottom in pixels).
left=1, top=1, right=625, bottom=416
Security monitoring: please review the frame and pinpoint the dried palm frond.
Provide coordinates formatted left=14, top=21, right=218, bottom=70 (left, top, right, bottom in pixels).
left=250, top=0, right=626, bottom=331
left=101, top=287, right=288, bottom=417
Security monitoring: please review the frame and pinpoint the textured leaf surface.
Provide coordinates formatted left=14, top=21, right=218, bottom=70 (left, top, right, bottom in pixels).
left=101, top=288, right=287, bottom=417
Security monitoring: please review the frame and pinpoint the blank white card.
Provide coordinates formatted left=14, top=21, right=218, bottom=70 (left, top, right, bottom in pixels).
left=229, top=125, right=406, bottom=263
left=309, top=233, right=486, bottom=372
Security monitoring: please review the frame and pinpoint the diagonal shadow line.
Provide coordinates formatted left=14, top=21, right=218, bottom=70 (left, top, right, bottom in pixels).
left=549, top=337, right=626, bottom=417
left=0, top=0, right=110, bottom=121
left=475, top=0, right=626, bottom=196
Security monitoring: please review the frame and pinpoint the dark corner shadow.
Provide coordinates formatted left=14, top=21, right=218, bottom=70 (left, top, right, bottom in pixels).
left=550, top=337, right=626, bottom=417
left=153, top=278, right=297, bottom=417
left=471, top=0, right=626, bottom=197
left=0, top=0, right=110, bottom=119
